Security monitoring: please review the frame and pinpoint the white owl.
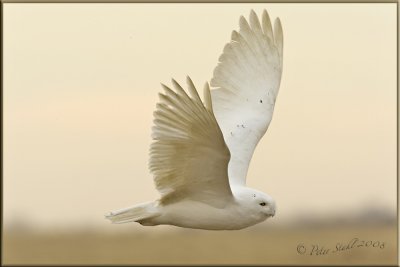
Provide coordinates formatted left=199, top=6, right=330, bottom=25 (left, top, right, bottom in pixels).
left=106, top=9, right=283, bottom=230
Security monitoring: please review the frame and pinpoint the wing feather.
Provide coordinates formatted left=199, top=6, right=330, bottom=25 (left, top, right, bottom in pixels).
left=203, top=83, right=214, bottom=113
left=261, top=10, right=274, bottom=41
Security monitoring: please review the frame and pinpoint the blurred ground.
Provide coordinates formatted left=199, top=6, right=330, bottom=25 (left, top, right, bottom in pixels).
left=3, top=223, right=397, bottom=265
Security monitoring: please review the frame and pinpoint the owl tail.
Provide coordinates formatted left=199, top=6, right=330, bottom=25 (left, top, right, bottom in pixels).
left=105, top=201, right=160, bottom=224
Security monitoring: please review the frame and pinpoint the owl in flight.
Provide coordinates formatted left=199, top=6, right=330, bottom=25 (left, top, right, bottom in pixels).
left=106, top=9, right=283, bottom=230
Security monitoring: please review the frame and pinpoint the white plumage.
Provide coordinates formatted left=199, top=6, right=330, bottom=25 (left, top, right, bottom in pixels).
left=106, top=9, right=283, bottom=230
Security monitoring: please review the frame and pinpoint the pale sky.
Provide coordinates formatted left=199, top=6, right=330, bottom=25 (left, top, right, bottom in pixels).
left=3, top=3, right=397, bottom=230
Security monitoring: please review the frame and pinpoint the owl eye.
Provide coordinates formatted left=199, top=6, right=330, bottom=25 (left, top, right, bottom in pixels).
left=259, top=202, right=266, bottom=206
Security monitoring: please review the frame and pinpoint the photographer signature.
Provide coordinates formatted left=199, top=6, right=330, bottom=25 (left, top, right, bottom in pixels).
left=297, top=238, right=385, bottom=256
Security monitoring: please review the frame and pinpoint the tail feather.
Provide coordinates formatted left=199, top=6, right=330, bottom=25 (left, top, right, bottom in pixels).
left=105, top=202, right=159, bottom=224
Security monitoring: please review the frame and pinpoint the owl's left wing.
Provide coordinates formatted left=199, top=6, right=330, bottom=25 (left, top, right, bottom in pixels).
left=210, top=9, right=284, bottom=186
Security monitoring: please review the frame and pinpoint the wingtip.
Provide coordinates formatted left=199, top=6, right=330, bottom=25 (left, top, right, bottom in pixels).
left=249, top=9, right=262, bottom=31
left=186, top=75, right=195, bottom=88
left=160, top=83, right=170, bottom=92
left=185, top=76, right=202, bottom=102
left=238, top=15, right=249, bottom=30
left=231, top=30, right=239, bottom=40
left=262, top=9, right=269, bottom=18
left=158, top=92, right=167, bottom=100
left=262, top=9, right=273, bottom=39
left=170, top=78, right=181, bottom=91
left=274, top=17, right=282, bottom=31
left=249, top=9, right=258, bottom=22
left=203, top=82, right=213, bottom=114
left=204, top=82, right=211, bottom=94
left=274, top=17, right=283, bottom=51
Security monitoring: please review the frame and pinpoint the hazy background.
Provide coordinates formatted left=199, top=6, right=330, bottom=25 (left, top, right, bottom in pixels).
left=3, top=3, right=397, bottom=265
